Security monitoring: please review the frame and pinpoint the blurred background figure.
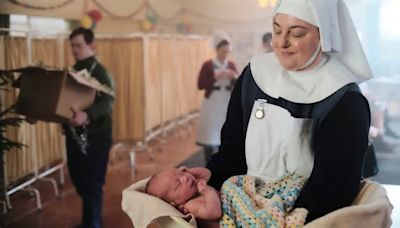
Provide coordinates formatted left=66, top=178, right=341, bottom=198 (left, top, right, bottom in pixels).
left=362, top=81, right=400, bottom=153
left=66, top=28, right=115, bottom=228
left=262, top=32, right=273, bottom=53
left=196, top=38, right=238, bottom=161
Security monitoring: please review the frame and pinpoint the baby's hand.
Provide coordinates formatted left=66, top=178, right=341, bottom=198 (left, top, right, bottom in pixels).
left=186, top=167, right=211, bottom=182
left=197, top=180, right=208, bottom=194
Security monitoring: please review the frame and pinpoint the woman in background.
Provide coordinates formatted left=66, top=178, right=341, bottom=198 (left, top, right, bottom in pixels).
left=196, top=39, right=238, bottom=161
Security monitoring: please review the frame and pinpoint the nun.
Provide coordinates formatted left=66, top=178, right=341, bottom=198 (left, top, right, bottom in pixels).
left=207, top=0, right=373, bottom=222
left=196, top=38, right=238, bottom=159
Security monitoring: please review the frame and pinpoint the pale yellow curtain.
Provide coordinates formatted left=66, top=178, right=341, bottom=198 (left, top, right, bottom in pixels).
left=2, top=37, right=34, bottom=183
left=159, top=38, right=179, bottom=123
left=64, top=39, right=74, bottom=67
left=195, top=39, right=214, bottom=109
left=95, top=38, right=145, bottom=141
left=165, top=38, right=212, bottom=118
left=65, top=37, right=146, bottom=141
left=2, top=37, right=65, bottom=184
left=0, top=34, right=210, bottom=185
left=175, top=39, right=189, bottom=117
left=31, top=39, right=63, bottom=68
left=65, top=35, right=212, bottom=142
left=175, top=38, right=212, bottom=115
left=144, top=38, right=162, bottom=132
left=30, top=38, right=65, bottom=170
left=143, top=37, right=212, bottom=133
left=0, top=37, right=5, bottom=69
left=0, top=36, right=10, bottom=188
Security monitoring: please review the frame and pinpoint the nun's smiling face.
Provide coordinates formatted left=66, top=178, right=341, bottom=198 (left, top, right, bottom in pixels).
left=272, top=13, right=322, bottom=71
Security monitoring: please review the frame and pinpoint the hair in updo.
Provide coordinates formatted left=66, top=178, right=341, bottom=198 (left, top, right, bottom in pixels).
left=216, top=39, right=230, bottom=49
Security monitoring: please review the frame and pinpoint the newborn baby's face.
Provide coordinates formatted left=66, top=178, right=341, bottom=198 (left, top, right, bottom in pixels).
left=148, top=168, right=199, bottom=206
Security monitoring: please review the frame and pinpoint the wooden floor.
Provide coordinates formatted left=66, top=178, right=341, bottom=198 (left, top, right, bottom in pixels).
left=1, top=127, right=202, bottom=228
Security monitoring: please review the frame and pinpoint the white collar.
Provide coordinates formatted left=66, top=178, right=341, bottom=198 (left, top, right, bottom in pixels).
left=250, top=53, right=358, bottom=104
left=212, top=58, right=228, bottom=69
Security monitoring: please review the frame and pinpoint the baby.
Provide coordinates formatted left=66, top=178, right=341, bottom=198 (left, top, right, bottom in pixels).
left=145, top=167, right=221, bottom=221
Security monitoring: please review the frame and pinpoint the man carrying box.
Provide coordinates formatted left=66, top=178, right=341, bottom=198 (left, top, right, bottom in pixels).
left=66, top=27, right=114, bottom=228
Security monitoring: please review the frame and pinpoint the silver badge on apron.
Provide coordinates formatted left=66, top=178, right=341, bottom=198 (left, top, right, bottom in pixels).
left=255, top=99, right=267, bottom=119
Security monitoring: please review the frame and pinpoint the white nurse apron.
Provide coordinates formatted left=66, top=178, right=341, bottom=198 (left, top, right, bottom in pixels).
left=246, top=99, right=315, bottom=181
left=196, top=60, right=233, bottom=147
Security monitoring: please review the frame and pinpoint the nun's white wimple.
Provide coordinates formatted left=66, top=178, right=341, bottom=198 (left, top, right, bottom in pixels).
left=273, top=0, right=372, bottom=80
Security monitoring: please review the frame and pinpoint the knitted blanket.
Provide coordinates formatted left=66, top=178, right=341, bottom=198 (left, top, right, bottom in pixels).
left=220, top=174, right=308, bottom=228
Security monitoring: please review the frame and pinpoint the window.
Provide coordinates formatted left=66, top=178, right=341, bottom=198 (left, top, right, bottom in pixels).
left=9, top=14, right=69, bottom=36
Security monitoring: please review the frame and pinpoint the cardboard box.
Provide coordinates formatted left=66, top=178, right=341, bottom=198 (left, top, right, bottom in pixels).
left=14, top=66, right=100, bottom=123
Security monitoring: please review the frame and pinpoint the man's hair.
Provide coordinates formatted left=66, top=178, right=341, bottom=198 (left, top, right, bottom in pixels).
left=69, top=27, right=95, bottom=44
left=216, top=39, right=230, bottom=49
left=262, top=32, right=272, bottom=44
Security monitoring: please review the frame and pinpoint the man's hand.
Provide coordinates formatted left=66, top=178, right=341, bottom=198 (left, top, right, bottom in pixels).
left=69, top=107, right=89, bottom=127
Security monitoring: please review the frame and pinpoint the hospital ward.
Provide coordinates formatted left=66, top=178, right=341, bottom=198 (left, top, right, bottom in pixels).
left=0, top=0, right=399, bottom=227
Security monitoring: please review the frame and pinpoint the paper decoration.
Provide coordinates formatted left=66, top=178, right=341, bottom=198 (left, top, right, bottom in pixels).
left=81, top=15, right=93, bottom=29
left=88, top=9, right=103, bottom=23
left=80, top=9, right=103, bottom=30
left=141, top=18, right=154, bottom=32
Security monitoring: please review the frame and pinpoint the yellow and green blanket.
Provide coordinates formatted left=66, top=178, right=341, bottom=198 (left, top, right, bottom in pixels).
left=220, top=174, right=308, bottom=228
